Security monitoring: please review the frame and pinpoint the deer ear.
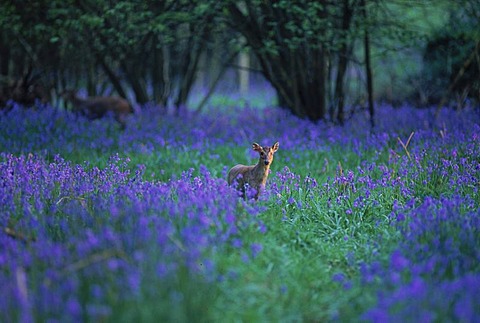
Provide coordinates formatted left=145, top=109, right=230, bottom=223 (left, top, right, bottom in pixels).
left=252, top=143, right=262, bottom=151
left=272, top=142, right=279, bottom=152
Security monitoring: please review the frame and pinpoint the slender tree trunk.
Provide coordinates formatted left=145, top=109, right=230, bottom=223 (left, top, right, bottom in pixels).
left=122, top=61, right=148, bottom=104
left=334, top=53, right=348, bottom=125
left=161, top=43, right=171, bottom=107
left=152, top=46, right=163, bottom=106
left=175, top=37, right=204, bottom=107
left=335, top=0, right=354, bottom=126
left=0, top=35, right=10, bottom=78
left=173, top=20, right=211, bottom=109
left=239, top=49, right=250, bottom=95
left=361, top=0, right=375, bottom=129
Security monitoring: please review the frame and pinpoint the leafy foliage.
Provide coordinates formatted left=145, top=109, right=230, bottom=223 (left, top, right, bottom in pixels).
left=0, top=0, right=225, bottom=106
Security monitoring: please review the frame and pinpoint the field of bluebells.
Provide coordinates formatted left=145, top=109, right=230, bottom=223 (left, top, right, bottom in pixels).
left=1, top=97, right=479, bottom=321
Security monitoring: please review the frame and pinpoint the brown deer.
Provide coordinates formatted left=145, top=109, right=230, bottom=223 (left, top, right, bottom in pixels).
left=228, top=142, right=279, bottom=199
left=62, top=90, right=133, bottom=129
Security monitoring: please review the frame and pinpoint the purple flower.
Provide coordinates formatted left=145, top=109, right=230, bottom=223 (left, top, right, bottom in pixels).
left=66, top=297, right=81, bottom=319
left=250, top=243, right=263, bottom=259
left=231, top=238, right=243, bottom=249
left=390, top=250, right=409, bottom=272
left=332, top=272, right=345, bottom=283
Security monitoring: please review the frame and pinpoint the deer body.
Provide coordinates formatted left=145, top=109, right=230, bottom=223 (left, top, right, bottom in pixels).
left=63, top=91, right=133, bottom=128
left=228, top=142, right=279, bottom=199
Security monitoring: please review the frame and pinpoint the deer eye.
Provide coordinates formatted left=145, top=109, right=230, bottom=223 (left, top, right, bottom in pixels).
left=260, top=152, right=265, bottom=157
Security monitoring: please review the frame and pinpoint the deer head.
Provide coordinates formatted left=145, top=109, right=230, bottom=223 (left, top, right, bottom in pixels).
left=252, top=142, right=279, bottom=166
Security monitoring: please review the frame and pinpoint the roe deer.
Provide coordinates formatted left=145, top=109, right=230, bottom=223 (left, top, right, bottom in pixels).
left=228, top=142, right=279, bottom=199
left=62, top=90, right=133, bottom=129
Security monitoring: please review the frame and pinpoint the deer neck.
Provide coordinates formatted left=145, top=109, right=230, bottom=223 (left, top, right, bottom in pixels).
left=253, top=160, right=270, bottom=180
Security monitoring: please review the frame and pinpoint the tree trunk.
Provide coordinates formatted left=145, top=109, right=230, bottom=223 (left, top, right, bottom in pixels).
left=334, top=56, right=347, bottom=125
left=0, top=34, right=10, bottom=78
left=175, top=38, right=203, bottom=107
left=175, top=21, right=210, bottom=109
left=122, top=60, right=148, bottom=104
left=361, top=0, right=375, bottom=129
left=334, top=0, right=354, bottom=126
left=151, top=41, right=171, bottom=108
left=152, top=46, right=163, bottom=105
left=239, top=49, right=250, bottom=95
left=162, top=43, right=171, bottom=107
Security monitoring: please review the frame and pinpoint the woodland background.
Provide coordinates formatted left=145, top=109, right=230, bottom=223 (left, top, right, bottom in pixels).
left=1, top=0, right=479, bottom=124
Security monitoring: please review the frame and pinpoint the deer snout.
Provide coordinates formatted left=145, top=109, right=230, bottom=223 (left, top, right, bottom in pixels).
left=264, top=160, right=270, bottom=166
